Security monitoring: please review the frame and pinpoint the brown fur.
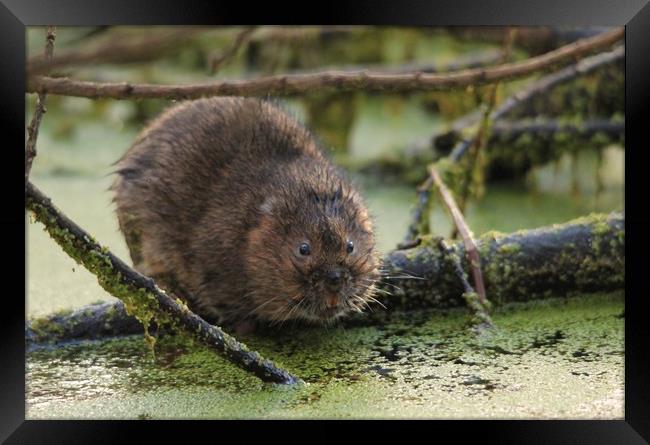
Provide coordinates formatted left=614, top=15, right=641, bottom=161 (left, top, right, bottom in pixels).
left=112, top=97, right=379, bottom=328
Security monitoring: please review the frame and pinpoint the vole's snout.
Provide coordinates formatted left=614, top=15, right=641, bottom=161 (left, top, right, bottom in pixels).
left=325, top=268, right=344, bottom=292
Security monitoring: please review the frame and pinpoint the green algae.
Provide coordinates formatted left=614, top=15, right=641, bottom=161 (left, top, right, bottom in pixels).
left=26, top=291, right=624, bottom=419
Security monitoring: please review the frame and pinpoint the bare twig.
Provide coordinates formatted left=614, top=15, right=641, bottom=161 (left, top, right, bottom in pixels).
left=209, top=26, right=257, bottom=74
left=26, top=28, right=623, bottom=100
left=428, top=165, right=488, bottom=306
left=26, top=181, right=302, bottom=385
left=25, top=26, right=56, bottom=180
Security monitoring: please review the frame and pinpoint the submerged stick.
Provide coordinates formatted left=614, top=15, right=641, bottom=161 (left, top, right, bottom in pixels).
left=26, top=28, right=623, bottom=99
left=27, top=213, right=624, bottom=343
left=26, top=181, right=302, bottom=385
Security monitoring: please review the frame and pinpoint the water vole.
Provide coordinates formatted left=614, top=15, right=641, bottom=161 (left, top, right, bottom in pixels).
left=112, top=97, right=380, bottom=330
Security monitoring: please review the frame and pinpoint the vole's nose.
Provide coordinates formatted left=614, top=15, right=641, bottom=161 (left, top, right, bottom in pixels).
left=325, top=269, right=343, bottom=291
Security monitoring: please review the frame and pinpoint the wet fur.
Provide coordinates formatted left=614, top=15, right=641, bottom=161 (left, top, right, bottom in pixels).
left=112, top=97, right=379, bottom=328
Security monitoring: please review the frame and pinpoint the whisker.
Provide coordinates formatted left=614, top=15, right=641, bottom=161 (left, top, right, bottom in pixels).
left=357, top=282, right=393, bottom=296
left=381, top=275, right=426, bottom=281
left=364, top=295, right=387, bottom=310
left=242, top=294, right=282, bottom=319
left=278, top=295, right=306, bottom=328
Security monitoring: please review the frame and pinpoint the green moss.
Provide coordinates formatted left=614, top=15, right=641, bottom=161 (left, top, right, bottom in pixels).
left=29, top=316, right=66, bottom=341
left=497, top=242, right=521, bottom=255
left=27, top=201, right=163, bottom=356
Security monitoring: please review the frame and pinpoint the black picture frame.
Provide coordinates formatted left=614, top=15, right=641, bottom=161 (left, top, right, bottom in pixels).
left=3, top=0, right=649, bottom=442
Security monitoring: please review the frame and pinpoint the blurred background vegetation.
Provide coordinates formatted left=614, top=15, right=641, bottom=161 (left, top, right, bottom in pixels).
left=26, top=26, right=624, bottom=316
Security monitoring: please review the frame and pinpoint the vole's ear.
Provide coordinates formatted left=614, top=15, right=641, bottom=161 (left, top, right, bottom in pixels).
left=260, top=196, right=276, bottom=216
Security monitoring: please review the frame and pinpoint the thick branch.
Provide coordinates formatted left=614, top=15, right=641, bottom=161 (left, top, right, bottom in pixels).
left=27, top=213, right=624, bottom=342
left=383, top=212, right=624, bottom=310
left=26, top=28, right=623, bottom=100
left=26, top=301, right=144, bottom=344
left=354, top=118, right=624, bottom=187
left=490, top=118, right=625, bottom=140
left=26, top=181, right=301, bottom=385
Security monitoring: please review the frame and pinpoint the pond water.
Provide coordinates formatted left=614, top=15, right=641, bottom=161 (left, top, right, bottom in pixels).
left=25, top=95, right=624, bottom=419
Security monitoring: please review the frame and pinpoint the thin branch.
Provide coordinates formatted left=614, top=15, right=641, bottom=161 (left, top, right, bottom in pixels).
left=437, top=237, right=493, bottom=329
left=399, top=176, right=433, bottom=248
left=25, top=26, right=56, bottom=180
left=428, top=165, right=488, bottom=306
left=209, top=26, right=257, bottom=74
left=26, top=181, right=302, bottom=385
left=26, top=28, right=623, bottom=100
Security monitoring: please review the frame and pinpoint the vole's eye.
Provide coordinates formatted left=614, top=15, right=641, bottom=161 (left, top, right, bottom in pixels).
left=299, top=242, right=311, bottom=256
left=346, top=240, right=354, bottom=254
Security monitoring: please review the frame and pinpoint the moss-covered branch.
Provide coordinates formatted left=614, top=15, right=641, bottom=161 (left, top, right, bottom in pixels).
left=28, top=213, right=624, bottom=342
left=26, top=301, right=143, bottom=344
left=382, top=212, right=624, bottom=310
left=352, top=116, right=624, bottom=186
left=26, top=181, right=302, bottom=385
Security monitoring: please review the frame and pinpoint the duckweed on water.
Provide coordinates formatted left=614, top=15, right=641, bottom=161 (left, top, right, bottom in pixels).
left=27, top=291, right=624, bottom=419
